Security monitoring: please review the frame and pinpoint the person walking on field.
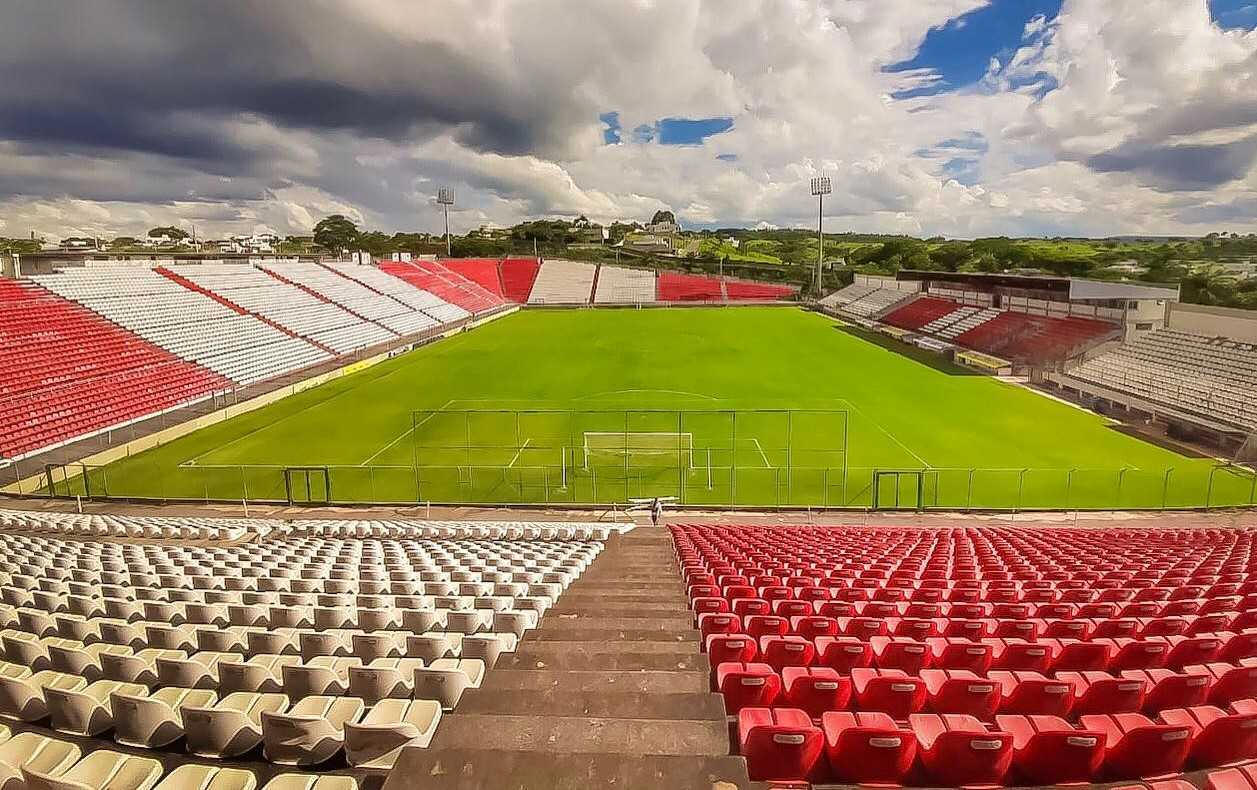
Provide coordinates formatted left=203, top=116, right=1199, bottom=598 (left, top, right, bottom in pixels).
left=651, top=496, right=664, bottom=526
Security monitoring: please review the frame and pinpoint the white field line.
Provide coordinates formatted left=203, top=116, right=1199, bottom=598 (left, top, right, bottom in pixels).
left=750, top=438, right=772, bottom=469
left=842, top=401, right=931, bottom=470
left=359, top=397, right=456, bottom=466
left=180, top=393, right=337, bottom=468
left=506, top=438, right=532, bottom=469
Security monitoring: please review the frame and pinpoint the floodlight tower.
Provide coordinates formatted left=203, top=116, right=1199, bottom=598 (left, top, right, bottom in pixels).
left=437, top=187, right=455, bottom=257
left=810, top=176, right=831, bottom=295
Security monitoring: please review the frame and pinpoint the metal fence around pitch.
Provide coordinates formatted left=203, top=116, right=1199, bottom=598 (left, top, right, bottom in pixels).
left=25, top=457, right=1257, bottom=512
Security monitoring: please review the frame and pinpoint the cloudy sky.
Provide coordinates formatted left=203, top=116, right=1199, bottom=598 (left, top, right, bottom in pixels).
left=2, top=0, right=1257, bottom=240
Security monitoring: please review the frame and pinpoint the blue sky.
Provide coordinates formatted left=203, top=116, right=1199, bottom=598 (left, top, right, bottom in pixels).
left=889, top=0, right=1062, bottom=97
left=1210, top=0, right=1257, bottom=29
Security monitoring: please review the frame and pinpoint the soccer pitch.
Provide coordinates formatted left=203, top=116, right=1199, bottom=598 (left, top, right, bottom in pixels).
left=58, top=307, right=1256, bottom=510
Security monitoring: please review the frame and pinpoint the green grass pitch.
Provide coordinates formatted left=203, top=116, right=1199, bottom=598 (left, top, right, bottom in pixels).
left=63, top=307, right=1255, bottom=510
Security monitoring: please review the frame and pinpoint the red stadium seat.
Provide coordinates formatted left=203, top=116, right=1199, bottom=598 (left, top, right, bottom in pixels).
left=1121, top=669, right=1212, bottom=713
left=909, top=713, right=1014, bottom=786
left=716, top=662, right=781, bottom=713
left=705, top=634, right=757, bottom=666
left=821, top=711, right=917, bottom=784
left=737, top=707, right=823, bottom=782
left=1081, top=712, right=1193, bottom=779
left=813, top=637, right=873, bottom=673
left=1159, top=705, right=1257, bottom=767
left=997, top=714, right=1105, bottom=784
left=851, top=668, right=926, bottom=719
left=781, top=667, right=851, bottom=718
left=991, top=670, right=1075, bottom=717
left=921, top=669, right=1002, bottom=718
left=1059, top=671, right=1147, bottom=715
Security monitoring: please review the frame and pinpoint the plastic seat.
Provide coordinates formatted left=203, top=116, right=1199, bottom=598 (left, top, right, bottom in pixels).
left=997, top=714, right=1105, bottom=784
left=1081, top=712, right=1193, bottom=779
left=1192, top=662, right=1257, bottom=706
left=100, top=649, right=185, bottom=686
left=705, top=635, right=756, bottom=667
left=921, top=669, right=1001, bottom=718
left=1060, top=671, right=1147, bottom=715
left=1159, top=705, right=1257, bottom=768
left=258, top=775, right=356, bottom=790
left=262, top=695, right=365, bottom=765
left=218, top=655, right=300, bottom=694
left=0, top=732, right=80, bottom=790
left=757, top=636, right=814, bottom=671
left=909, top=713, right=1013, bottom=786
left=21, top=750, right=163, bottom=790
left=157, top=652, right=232, bottom=689
left=926, top=638, right=992, bottom=673
left=715, top=662, right=781, bottom=713
left=1205, top=761, right=1257, bottom=790
left=1122, top=668, right=1212, bottom=712
left=412, top=658, right=484, bottom=710
left=737, top=707, right=823, bottom=782
left=868, top=636, right=929, bottom=673
left=780, top=667, right=850, bottom=718
left=348, top=658, right=426, bottom=703
left=44, top=679, right=146, bottom=736
left=282, top=657, right=361, bottom=699
left=813, top=636, right=872, bottom=672
left=183, top=692, right=290, bottom=758
left=820, top=711, right=916, bottom=784
left=851, top=668, right=926, bottom=719
left=344, top=699, right=442, bottom=768
left=0, top=670, right=87, bottom=721
left=991, top=670, right=1074, bottom=716
left=111, top=686, right=217, bottom=748
left=151, top=765, right=256, bottom=790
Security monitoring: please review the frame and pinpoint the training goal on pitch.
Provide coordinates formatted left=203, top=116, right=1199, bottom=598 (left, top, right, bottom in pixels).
left=404, top=407, right=849, bottom=506
left=582, top=431, right=694, bottom=469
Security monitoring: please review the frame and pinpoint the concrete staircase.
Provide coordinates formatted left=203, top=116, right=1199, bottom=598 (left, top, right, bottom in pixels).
left=383, top=527, right=760, bottom=789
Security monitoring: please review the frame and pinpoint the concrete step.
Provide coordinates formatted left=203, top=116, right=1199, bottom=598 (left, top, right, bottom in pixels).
left=529, top=627, right=694, bottom=642
left=537, top=614, right=694, bottom=631
left=454, top=689, right=726, bottom=719
left=479, top=669, right=708, bottom=695
left=558, top=593, right=685, bottom=605
left=545, top=603, right=690, bottom=617
left=384, top=748, right=759, bottom=790
left=499, top=648, right=709, bottom=672
left=427, top=714, right=730, bottom=756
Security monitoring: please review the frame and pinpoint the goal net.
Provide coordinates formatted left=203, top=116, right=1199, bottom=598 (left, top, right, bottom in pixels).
left=582, top=432, right=695, bottom=469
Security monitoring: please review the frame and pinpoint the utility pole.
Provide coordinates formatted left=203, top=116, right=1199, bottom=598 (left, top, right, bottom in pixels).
left=810, top=176, right=831, bottom=295
left=437, top=188, right=455, bottom=257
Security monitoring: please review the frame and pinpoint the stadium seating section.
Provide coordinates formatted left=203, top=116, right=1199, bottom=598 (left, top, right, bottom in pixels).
left=3, top=260, right=518, bottom=460
left=877, top=293, right=1118, bottom=364
left=818, top=283, right=915, bottom=318
left=499, top=258, right=541, bottom=303
left=675, top=523, right=1257, bottom=786
left=0, top=508, right=609, bottom=782
left=0, top=280, right=232, bottom=458
left=1067, top=330, right=1257, bottom=430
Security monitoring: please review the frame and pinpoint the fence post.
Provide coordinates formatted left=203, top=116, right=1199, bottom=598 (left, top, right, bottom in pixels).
left=823, top=467, right=829, bottom=508
left=1016, top=469, right=1028, bottom=513
left=1207, top=466, right=1218, bottom=510
left=1065, top=468, right=1076, bottom=512
left=1117, top=467, right=1128, bottom=507
left=240, top=466, right=248, bottom=502
left=967, top=469, right=974, bottom=511
left=1162, top=468, right=1173, bottom=510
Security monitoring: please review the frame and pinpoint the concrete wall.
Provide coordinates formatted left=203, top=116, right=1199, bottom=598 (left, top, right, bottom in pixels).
left=1169, top=302, right=1257, bottom=343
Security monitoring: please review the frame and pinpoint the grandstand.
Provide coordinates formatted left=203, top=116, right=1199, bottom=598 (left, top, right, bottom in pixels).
left=592, top=265, right=656, bottom=304
left=1051, top=328, right=1257, bottom=435
left=678, top=521, right=1257, bottom=787
left=526, top=259, right=597, bottom=304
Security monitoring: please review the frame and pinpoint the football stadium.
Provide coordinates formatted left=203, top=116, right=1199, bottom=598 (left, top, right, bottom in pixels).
left=0, top=251, right=1256, bottom=790
left=5, top=0, right=1257, bottom=787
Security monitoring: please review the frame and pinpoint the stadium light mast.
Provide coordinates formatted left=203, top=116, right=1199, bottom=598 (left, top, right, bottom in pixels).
left=437, top=188, right=455, bottom=257
left=810, top=176, right=831, bottom=295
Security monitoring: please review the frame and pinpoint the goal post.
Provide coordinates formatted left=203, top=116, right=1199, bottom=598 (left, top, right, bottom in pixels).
left=582, top=431, right=695, bottom=469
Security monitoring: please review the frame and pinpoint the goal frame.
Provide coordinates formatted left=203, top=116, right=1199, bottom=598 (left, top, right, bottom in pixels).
left=581, top=431, right=695, bottom=470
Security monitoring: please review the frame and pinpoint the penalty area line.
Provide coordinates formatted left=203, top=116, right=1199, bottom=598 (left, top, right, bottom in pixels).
left=358, top=398, right=456, bottom=466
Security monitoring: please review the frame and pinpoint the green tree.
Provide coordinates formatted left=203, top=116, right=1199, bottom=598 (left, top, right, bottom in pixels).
left=147, top=226, right=189, bottom=240
left=313, top=215, right=360, bottom=252
left=1181, top=265, right=1238, bottom=306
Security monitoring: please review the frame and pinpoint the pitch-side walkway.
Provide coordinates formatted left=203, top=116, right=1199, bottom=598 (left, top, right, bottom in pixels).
left=383, top=525, right=762, bottom=789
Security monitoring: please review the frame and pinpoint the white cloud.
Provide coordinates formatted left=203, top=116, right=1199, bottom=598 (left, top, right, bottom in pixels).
left=2, top=0, right=1257, bottom=240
